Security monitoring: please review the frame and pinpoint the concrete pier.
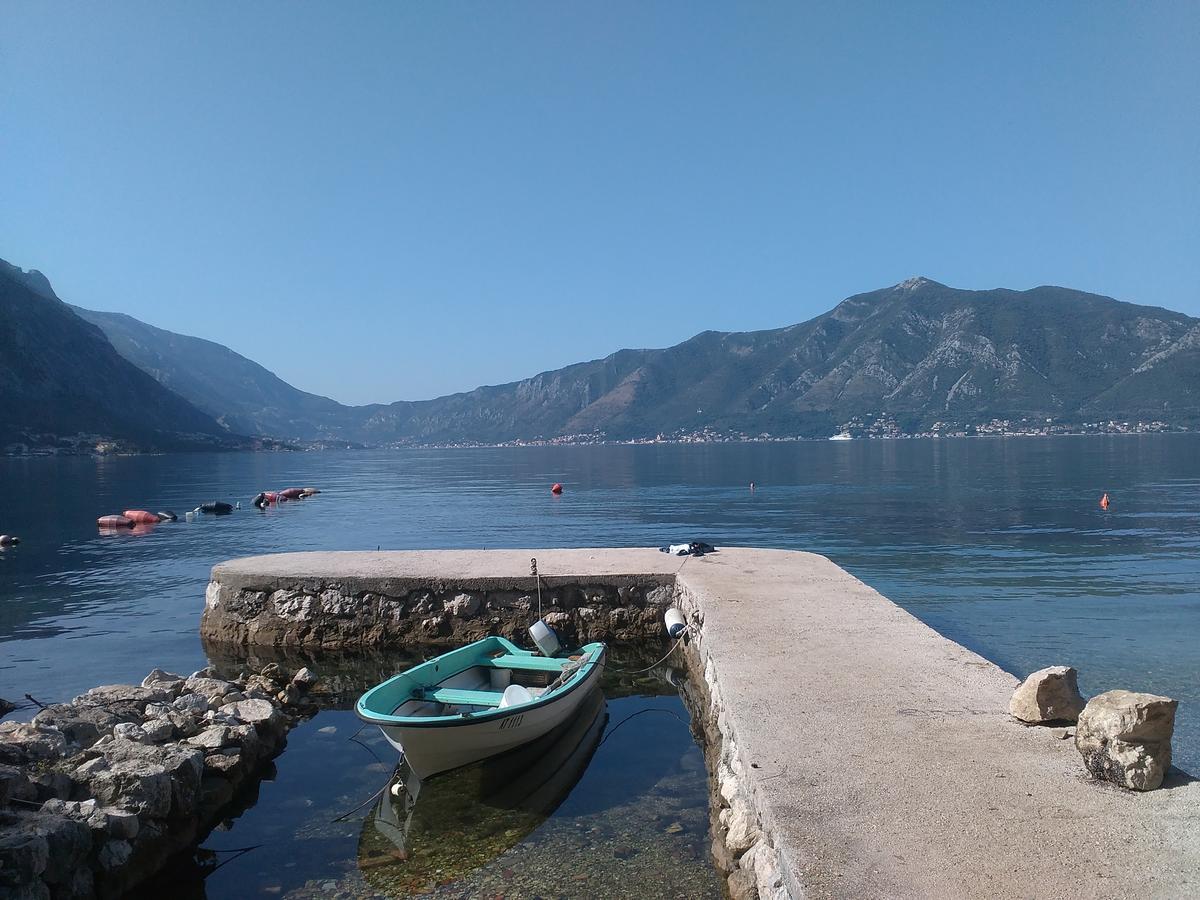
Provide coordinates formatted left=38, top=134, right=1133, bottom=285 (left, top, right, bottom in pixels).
left=203, top=548, right=1200, bottom=898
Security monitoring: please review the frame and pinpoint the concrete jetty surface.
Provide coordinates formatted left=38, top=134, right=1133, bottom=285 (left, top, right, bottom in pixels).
left=207, top=548, right=1199, bottom=898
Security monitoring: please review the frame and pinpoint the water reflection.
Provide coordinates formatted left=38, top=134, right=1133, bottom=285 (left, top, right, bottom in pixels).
left=358, top=688, right=607, bottom=895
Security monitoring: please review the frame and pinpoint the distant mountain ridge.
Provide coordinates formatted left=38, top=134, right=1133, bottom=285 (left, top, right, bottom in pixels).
left=69, top=306, right=367, bottom=441
left=344, top=277, right=1200, bottom=442
left=0, top=259, right=244, bottom=451
left=16, top=256, right=1200, bottom=446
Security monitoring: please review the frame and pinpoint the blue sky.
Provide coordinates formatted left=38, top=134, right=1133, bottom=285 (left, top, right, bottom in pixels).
left=2, top=3, right=1197, bottom=405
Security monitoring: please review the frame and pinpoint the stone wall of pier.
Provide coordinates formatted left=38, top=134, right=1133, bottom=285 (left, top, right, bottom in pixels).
left=201, top=572, right=678, bottom=649
left=674, top=583, right=795, bottom=900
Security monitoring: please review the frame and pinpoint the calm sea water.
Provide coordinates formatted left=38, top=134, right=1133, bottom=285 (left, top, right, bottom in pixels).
left=2, top=437, right=1199, bottom=893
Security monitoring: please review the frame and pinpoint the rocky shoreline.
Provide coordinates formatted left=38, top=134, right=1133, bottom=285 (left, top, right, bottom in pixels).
left=0, top=664, right=318, bottom=899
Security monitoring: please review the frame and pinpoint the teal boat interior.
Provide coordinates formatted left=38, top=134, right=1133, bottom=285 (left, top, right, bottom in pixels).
left=356, top=636, right=606, bottom=724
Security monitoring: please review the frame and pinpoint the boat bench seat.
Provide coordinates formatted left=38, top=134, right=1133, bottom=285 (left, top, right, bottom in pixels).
left=482, top=654, right=568, bottom=673
left=416, top=687, right=504, bottom=707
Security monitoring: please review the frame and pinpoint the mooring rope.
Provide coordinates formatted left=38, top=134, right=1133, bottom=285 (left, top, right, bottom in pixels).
left=604, top=627, right=690, bottom=676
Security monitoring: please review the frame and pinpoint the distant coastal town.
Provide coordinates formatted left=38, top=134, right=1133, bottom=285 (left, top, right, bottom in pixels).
left=5, top=418, right=1189, bottom=457
left=391, top=417, right=1187, bottom=450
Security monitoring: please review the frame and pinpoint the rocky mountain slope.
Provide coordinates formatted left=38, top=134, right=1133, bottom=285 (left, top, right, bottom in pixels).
left=59, top=270, right=1200, bottom=444
left=0, top=259, right=242, bottom=451
left=70, top=306, right=364, bottom=441
left=351, top=277, right=1200, bottom=441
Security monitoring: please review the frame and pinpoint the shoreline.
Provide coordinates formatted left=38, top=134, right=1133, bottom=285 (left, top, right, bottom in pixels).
left=4, top=428, right=1198, bottom=459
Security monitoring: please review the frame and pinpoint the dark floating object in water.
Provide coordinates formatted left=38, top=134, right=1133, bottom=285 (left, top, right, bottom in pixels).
left=97, top=515, right=134, bottom=529
left=195, top=501, right=234, bottom=515
left=156, top=510, right=177, bottom=522
left=0, top=534, right=20, bottom=547
left=278, top=488, right=305, bottom=500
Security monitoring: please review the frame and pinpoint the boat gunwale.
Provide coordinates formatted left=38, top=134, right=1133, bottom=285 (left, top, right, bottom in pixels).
left=355, top=636, right=607, bottom=730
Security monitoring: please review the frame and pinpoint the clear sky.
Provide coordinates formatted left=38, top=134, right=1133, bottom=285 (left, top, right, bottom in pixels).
left=2, top=3, right=1197, bottom=405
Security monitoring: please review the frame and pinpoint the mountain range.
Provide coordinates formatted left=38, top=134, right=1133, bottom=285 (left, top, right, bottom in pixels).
left=0, top=260, right=244, bottom=451
left=3, top=257, right=1198, bottom=450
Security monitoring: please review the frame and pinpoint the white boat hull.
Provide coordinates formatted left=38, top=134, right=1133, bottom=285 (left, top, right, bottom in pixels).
left=380, top=656, right=606, bottom=780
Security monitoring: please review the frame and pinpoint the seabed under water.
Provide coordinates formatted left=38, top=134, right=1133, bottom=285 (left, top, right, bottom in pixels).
left=135, top=643, right=720, bottom=899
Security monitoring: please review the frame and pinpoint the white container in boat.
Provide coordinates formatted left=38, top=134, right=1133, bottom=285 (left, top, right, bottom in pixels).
left=665, top=607, right=687, bottom=638
left=489, top=667, right=513, bottom=690
left=529, top=619, right=561, bottom=657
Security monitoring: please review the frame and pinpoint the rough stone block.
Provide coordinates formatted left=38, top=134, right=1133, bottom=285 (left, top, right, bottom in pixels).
left=1009, top=666, right=1086, bottom=724
left=1075, top=690, right=1177, bottom=791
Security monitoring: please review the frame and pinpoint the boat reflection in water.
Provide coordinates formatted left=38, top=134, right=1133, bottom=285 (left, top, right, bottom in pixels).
left=357, top=687, right=608, bottom=893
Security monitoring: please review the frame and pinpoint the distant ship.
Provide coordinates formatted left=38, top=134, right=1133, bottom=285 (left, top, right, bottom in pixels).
left=829, top=432, right=852, bottom=441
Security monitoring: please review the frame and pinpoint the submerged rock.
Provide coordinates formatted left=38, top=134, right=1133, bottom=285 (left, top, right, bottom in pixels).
left=291, top=667, right=318, bottom=688
left=1075, top=690, right=1178, bottom=791
left=1009, top=666, right=1086, bottom=724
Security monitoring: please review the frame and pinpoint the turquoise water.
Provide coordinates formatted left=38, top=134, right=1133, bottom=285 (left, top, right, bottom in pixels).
left=1, top=436, right=1198, bottom=893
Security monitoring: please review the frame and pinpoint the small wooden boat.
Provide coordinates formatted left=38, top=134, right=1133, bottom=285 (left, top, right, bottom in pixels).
left=355, top=635, right=606, bottom=780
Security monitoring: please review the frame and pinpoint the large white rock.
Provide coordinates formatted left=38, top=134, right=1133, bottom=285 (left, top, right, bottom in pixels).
left=1075, top=690, right=1177, bottom=791
left=1009, top=666, right=1086, bottom=724
left=445, top=593, right=480, bottom=617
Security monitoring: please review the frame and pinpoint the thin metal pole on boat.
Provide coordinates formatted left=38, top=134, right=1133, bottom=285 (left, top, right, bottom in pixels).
left=531, top=557, right=542, bottom=620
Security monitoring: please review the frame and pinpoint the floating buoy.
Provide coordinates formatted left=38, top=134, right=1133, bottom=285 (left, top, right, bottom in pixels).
left=1100, top=492, right=1110, bottom=511
left=123, top=510, right=162, bottom=524
left=0, top=534, right=19, bottom=547
left=194, top=502, right=234, bottom=515
left=97, top=515, right=134, bottom=528
left=551, top=483, right=563, bottom=495
left=279, top=488, right=305, bottom=500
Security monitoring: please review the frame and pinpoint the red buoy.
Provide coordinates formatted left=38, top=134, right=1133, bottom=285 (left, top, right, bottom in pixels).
left=551, top=483, right=563, bottom=495
left=1100, top=492, right=1110, bottom=511
left=123, top=510, right=162, bottom=524
left=97, top=515, right=134, bottom=528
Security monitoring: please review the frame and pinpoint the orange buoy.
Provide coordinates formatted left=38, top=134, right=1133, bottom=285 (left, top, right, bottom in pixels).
left=1099, top=492, right=1110, bottom=511
left=123, top=510, right=162, bottom=524
left=98, top=515, right=134, bottom=528
left=551, top=483, right=563, bottom=495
